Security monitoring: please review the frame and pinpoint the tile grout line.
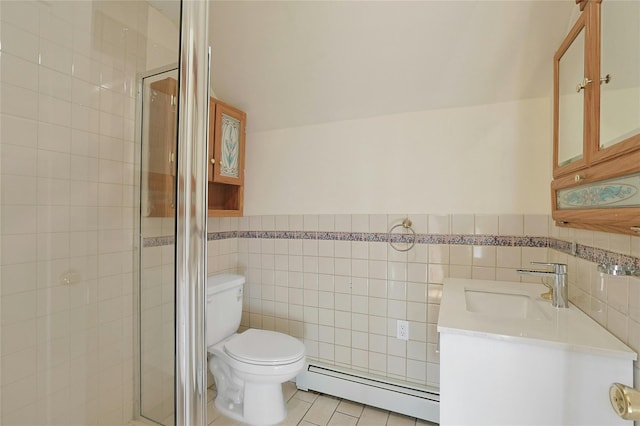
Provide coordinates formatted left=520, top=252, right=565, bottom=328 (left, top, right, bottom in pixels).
left=293, top=392, right=316, bottom=426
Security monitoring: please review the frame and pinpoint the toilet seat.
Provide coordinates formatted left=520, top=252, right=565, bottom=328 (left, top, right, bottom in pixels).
left=224, top=329, right=305, bottom=365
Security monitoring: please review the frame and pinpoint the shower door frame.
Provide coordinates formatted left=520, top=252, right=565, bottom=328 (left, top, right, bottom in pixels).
left=135, top=64, right=180, bottom=425
left=134, top=0, right=211, bottom=424
left=174, top=1, right=210, bottom=425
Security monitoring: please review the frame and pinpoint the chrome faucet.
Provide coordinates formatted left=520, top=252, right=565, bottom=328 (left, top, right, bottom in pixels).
left=517, top=262, right=569, bottom=308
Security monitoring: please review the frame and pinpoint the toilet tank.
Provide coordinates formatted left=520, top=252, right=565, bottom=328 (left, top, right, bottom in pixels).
left=206, top=274, right=244, bottom=346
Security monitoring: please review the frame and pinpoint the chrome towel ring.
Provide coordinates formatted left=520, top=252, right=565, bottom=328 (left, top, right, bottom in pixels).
left=389, top=217, right=416, bottom=252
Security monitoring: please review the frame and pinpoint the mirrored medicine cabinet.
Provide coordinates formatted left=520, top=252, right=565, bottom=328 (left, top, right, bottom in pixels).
left=552, top=0, right=640, bottom=235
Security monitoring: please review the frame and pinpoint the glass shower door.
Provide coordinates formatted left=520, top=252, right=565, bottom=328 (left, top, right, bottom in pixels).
left=139, top=68, right=179, bottom=425
left=136, top=1, right=210, bottom=424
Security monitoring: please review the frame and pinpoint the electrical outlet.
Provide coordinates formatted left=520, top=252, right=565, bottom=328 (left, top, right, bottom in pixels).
left=397, top=320, right=409, bottom=340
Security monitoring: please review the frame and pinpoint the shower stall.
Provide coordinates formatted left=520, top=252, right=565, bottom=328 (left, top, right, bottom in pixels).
left=139, top=67, right=179, bottom=425
left=0, top=1, right=209, bottom=424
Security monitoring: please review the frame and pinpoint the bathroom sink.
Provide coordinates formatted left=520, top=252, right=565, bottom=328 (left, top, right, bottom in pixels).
left=464, top=289, right=549, bottom=320
left=438, top=278, right=637, bottom=426
left=439, top=278, right=638, bottom=358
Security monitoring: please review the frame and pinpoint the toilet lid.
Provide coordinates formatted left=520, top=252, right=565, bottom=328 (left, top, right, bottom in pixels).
left=224, top=329, right=305, bottom=365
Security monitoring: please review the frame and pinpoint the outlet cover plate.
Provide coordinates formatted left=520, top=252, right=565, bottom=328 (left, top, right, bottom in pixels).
left=397, top=320, right=409, bottom=340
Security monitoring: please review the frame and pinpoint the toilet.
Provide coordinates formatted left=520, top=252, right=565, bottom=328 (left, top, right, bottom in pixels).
left=206, top=273, right=306, bottom=425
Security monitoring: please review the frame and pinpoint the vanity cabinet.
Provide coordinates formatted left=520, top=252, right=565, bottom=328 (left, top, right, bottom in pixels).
left=440, top=333, right=632, bottom=425
left=552, top=0, right=640, bottom=234
left=438, top=278, right=636, bottom=426
left=208, top=98, right=246, bottom=216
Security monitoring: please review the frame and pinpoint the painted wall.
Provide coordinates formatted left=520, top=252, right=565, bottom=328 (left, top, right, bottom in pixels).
left=244, top=98, right=553, bottom=216
left=236, top=96, right=558, bottom=385
left=236, top=91, right=640, bottom=404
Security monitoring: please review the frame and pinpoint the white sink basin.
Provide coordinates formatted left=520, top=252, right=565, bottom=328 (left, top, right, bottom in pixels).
left=438, top=278, right=637, bottom=426
left=439, top=278, right=637, bottom=359
left=464, top=289, right=549, bottom=320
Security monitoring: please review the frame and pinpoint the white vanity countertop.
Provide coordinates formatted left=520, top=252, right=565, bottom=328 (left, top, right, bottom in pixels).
left=438, top=278, right=637, bottom=360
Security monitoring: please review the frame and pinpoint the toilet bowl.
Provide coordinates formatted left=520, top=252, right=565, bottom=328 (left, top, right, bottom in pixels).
left=208, top=329, right=305, bottom=425
left=206, top=274, right=306, bottom=425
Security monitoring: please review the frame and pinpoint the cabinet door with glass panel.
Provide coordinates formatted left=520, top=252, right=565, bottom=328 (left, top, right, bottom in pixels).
left=593, top=0, right=640, bottom=163
left=553, top=10, right=589, bottom=179
left=554, top=0, right=640, bottom=179
left=208, top=98, right=246, bottom=216
left=552, top=0, right=640, bottom=235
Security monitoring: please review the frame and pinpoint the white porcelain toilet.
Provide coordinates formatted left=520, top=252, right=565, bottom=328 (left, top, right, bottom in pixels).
left=206, top=273, right=306, bottom=425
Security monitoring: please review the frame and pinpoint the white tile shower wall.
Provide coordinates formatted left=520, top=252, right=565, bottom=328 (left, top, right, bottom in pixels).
left=233, top=214, right=550, bottom=388
left=140, top=218, right=175, bottom=422
left=0, top=1, right=177, bottom=425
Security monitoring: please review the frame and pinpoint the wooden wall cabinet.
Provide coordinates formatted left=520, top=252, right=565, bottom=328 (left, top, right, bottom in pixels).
left=208, top=98, right=246, bottom=216
left=552, top=0, right=640, bottom=235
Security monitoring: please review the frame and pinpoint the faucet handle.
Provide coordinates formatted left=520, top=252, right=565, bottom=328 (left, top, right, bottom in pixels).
left=530, top=262, right=567, bottom=274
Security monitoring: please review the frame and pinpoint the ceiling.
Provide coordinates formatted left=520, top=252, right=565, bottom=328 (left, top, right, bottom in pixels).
left=209, top=1, right=577, bottom=132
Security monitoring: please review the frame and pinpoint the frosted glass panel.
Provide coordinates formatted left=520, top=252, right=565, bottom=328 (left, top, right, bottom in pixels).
left=140, top=68, right=178, bottom=425
left=557, top=173, right=640, bottom=209
left=220, top=113, right=241, bottom=178
left=600, top=0, right=640, bottom=149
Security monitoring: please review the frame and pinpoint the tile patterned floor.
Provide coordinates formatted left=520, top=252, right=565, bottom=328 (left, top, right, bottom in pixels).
left=207, top=382, right=439, bottom=426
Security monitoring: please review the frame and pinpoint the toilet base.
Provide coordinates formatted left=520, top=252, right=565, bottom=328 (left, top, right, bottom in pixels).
left=214, top=382, right=286, bottom=426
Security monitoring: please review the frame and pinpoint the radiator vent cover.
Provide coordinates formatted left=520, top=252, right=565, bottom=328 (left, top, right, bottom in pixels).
left=295, top=362, right=439, bottom=423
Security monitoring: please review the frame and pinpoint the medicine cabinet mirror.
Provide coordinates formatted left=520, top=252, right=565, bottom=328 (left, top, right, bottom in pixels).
left=599, top=0, right=640, bottom=153
left=551, top=0, right=640, bottom=235
left=556, top=23, right=586, bottom=173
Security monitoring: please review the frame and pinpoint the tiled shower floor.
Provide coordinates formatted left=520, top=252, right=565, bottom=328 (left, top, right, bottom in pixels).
left=207, top=382, right=439, bottom=426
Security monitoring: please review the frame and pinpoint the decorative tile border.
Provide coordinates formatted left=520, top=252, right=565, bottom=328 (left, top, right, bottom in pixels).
left=550, top=238, right=640, bottom=269
left=142, top=231, right=640, bottom=269
left=142, top=235, right=175, bottom=248
left=208, top=231, right=238, bottom=241
left=232, top=231, right=549, bottom=247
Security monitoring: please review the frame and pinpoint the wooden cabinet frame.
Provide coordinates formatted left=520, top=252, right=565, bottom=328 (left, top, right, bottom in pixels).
left=552, top=0, right=640, bottom=235
left=553, top=10, right=590, bottom=180
left=552, top=150, right=640, bottom=234
left=208, top=98, right=246, bottom=216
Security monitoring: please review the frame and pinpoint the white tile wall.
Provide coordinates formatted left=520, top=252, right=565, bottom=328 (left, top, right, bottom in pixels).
left=550, top=225, right=640, bottom=385
left=1, top=1, right=177, bottom=424
left=209, top=215, right=640, bottom=404
left=139, top=220, right=176, bottom=423
left=227, top=214, right=549, bottom=388
left=3, top=1, right=636, bottom=420
left=208, top=213, right=640, bottom=396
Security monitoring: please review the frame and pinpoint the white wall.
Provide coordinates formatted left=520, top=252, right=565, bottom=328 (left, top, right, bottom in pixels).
left=244, top=97, right=553, bottom=216
left=236, top=90, right=640, bottom=394
left=230, top=213, right=551, bottom=389
left=146, top=6, right=180, bottom=71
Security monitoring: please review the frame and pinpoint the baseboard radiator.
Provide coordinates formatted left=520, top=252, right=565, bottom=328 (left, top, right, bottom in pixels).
left=295, top=362, right=440, bottom=424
